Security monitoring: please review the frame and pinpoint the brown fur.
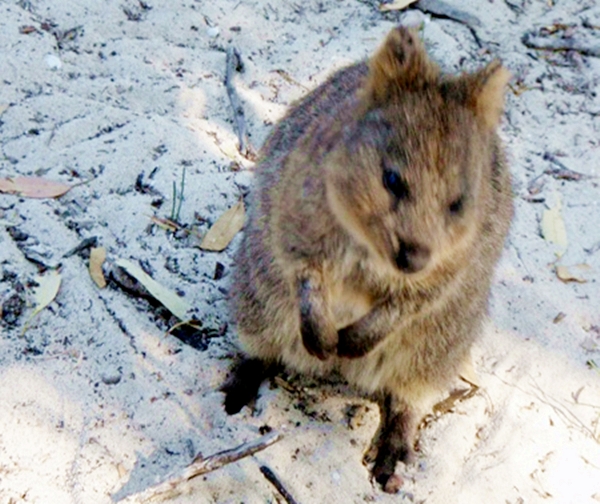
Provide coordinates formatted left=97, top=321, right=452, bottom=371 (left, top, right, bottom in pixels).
left=223, top=27, right=513, bottom=491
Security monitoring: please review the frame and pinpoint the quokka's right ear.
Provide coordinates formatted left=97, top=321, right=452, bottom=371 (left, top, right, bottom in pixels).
left=362, top=26, right=439, bottom=106
left=463, top=60, right=511, bottom=129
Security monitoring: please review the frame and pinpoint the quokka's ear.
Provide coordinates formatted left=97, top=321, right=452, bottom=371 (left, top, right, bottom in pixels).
left=461, top=60, right=511, bottom=129
left=363, top=26, right=439, bottom=105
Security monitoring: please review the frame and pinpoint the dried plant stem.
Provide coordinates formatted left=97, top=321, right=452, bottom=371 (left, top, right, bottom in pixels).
left=117, top=432, right=282, bottom=503
left=225, top=45, right=256, bottom=159
left=260, top=465, right=300, bottom=504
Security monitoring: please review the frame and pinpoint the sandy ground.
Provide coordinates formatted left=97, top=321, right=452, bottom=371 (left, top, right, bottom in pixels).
left=1, top=0, right=600, bottom=503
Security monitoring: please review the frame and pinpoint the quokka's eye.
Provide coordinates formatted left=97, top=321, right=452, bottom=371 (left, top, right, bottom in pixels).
left=448, top=196, right=464, bottom=215
left=383, top=169, right=410, bottom=200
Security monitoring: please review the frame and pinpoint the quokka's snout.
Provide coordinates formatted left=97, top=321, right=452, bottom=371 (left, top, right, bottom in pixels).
left=395, top=240, right=431, bottom=273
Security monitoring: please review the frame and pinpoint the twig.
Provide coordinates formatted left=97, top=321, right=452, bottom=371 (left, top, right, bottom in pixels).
left=415, top=0, right=482, bottom=47
left=225, top=46, right=256, bottom=160
left=522, top=30, right=600, bottom=57
left=169, top=167, right=186, bottom=223
left=584, top=241, right=600, bottom=255
left=543, top=153, right=589, bottom=181
left=62, top=236, right=98, bottom=258
left=176, top=167, right=186, bottom=221
left=117, top=432, right=283, bottom=502
left=529, top=380, right=599, bottom=443
left=259, top=465, right=300, bottom=504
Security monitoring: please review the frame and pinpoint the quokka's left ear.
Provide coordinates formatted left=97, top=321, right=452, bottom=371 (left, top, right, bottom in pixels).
left=460, top=60, right=511, bottom=129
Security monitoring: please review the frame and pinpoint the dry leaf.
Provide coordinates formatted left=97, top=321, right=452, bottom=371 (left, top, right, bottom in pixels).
left=541, top=197, right=567, bottom=249
left=555, top=264, right=590, bottom=283
left=115, top=259, right=190, bottom=320
left=552, top=312, right=566, bottom=323
left=219, top=142, right=240, bottom=161
left=380, top=0, right=417, bottom=11
left=459, top=353, right=480, bottom=388
left=432, top=386, right=478, bottom=415
left=544, top=166, right=586, bottom=181
left=200, top=200, right=245, bottom=251
left=150, top=216, right=180, bottom=232
left=23, top=269, right=62, bottom=334
left=273, top=69, right=309, bottom=90
left=89, top=247, right=107, bottom=289
left=19, top=25, right=37, bottom=34
left=0, top=176, right=72, bottom=199
left=116, top=462, right=128, bottom=479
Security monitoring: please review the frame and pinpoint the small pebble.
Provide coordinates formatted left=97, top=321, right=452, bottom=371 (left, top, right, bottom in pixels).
left=206, top=26, right=220, bottom=38
left=400, top=10, right=429, bottom=28
left=101, top=370, right=122, bottom=385
left=45, top=53, right=62, bottom=70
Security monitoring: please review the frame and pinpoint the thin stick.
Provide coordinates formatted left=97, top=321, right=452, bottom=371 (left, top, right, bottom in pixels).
left=522, top=31, right=600, bottom=57
left=170, top=180, right=177, bottom=221
left=260, top=465, right=300, bottom=504
left=117, top=432, right=282, bottom=502
left=225, top=45, right=256, bottom=159
left=175, top=166, right=186, bottom=222
left=415, top=0, right=482, bottom=47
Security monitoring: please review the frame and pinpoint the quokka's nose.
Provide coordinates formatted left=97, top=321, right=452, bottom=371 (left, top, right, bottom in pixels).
left=395, top=241, right=431, bottom=273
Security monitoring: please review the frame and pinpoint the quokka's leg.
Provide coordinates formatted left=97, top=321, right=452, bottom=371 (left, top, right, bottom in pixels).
left=363, top=392, right=389, bottom=465
left=221, top=357, right=277, bottom=414
left=369, top=392, right=418, bottom=491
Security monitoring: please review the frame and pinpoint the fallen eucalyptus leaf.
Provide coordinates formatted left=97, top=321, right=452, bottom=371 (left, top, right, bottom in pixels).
left=150, top=215, right=180, bottom=232
left=0, top=176, right=72, bottom=199
left=115, top=258, right=190, bottom=320
left=541, top=197, right=567, bottom=249
left=459, top=353, right=480, bottom=388
left=432, top=386, right=478, bottom=416
left=380, top=0, right=417, bottom=11
left=22, top=269, right=62, bottom=334
left=89, top=247, right=107, bottom=289
left=544, top=166, right=586, bottom=181
left=199, top=200, right=245, bottom=251
left=19, top=25, right=37, bottom=34
left=555, top=264, right=590, bottom=283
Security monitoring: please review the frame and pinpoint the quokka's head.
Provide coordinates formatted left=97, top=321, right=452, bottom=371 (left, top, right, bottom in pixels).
left=325, top=26, right=511, bottom=277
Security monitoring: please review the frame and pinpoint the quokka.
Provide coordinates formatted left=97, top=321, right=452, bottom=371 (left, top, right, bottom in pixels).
left=222, top=26, right=513, bottom=492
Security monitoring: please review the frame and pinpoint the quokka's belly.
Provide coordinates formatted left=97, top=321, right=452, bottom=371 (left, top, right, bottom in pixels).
left=339, top=337, right=449, bottom=409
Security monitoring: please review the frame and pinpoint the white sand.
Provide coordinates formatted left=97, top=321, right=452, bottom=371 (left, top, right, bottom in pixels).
left=1, top=1, right=599, bottom=503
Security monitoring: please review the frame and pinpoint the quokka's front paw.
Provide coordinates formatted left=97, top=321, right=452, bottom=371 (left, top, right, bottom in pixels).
left=300, top=319, right=338, bottom=360
left=298, top=278, right=338, bottom=360
left=336, top=325, right=372, bottom=358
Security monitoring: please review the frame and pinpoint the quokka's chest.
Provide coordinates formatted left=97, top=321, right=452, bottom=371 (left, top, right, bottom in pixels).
left=322, top=254, right=392, bottom=329
left=328, top=280, right=375, bottom=329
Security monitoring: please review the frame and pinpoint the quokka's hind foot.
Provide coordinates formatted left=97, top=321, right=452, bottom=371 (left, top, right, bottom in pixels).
left=366, top=393, right=417, bottom=493
left=221, top=357, right=273, bottom=415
